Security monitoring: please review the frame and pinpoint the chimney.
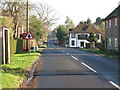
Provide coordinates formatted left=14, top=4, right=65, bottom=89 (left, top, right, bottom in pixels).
left=118, top=1, right=120, bottom=6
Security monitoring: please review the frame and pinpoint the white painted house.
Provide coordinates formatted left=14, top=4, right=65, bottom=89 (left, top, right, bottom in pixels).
left=69, top=23, right=101, bottom=48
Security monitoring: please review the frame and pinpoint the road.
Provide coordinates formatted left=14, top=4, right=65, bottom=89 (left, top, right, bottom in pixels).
left=34, top=33, right=120, bottom=89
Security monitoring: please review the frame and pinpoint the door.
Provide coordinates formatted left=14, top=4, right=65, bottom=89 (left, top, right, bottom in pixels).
left=81, top=42, right=84, bottom=48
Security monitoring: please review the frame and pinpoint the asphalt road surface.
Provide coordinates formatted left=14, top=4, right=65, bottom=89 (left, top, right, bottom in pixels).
left=34, top=32, right=120, bottom=89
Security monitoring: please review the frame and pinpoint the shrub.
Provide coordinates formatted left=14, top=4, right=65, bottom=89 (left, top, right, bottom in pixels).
left=100, top=40, right=105, bottom=51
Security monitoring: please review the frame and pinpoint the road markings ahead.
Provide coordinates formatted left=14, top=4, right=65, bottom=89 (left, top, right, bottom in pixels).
left=81, top=62, right=97, bottom=73
left=71, top=55, right=78, bottom=60
left=109, top=81, right=120, bottom=89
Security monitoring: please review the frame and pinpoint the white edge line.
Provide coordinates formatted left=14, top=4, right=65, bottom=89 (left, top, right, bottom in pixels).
left=81, top=62, right=97, bottom=73
left=109, top=81, right=120, bottom=89
left=71, top=55, right=78, bottom=60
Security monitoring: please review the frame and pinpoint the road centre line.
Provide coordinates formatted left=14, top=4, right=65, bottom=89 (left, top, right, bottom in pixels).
left=71, top=55, right=78, bottom=60
left=66, top=52, right=70, bottom=55
left=81, top=62, right=97, bottom=73
left=109, top=81, right=120, bottom=89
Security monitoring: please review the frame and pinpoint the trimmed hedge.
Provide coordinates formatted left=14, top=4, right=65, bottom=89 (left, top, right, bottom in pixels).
left=10, top=37, right=17, bottom=56
left=10, top=37, right=23, bottom=56
left=16, top=38, right=23, bottom=53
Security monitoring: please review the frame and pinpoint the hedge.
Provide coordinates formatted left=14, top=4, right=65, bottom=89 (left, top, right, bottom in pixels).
left=10, top=37, right=23, bottom=56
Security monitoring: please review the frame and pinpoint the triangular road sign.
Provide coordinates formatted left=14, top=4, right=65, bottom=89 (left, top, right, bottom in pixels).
left=25, top=32, right=34, bottom=40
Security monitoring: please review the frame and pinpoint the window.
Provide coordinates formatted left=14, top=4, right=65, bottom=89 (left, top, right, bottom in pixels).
left=109, top=20, right=111, bottom=28
left=109, top=38, right=112, bottom=46
left=78, top=35, right=81, bottom=39
left=115, top=18, right=117, bottom=26
left=78, top=34, right=87, bottom=39
left=71, top=40, right=75, bottom=46
left=106, top=21, right=108, bottom=28
left=71, top=34, right=75, bottom=38
left=97, top=34, right=99, bottom=40
left=115, top=38, right=118, bottom=47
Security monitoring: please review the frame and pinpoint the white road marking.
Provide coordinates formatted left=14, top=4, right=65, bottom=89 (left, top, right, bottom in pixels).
left=66, top=52, right=70, bottom=55
left=62, top=50, right=65, bottom=52
left=81, top=62, right=97, bottom=73
left=71, top=55, right=78, bottom=60
left=109, top=81, right=120, bottom=89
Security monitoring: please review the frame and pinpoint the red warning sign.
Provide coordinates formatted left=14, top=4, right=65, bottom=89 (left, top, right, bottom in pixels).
left=22, top=32, right=34, bottom=40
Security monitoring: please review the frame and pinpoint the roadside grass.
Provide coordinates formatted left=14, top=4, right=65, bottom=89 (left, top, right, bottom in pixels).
left=88, top=50, right=120, bottom=60
left=2, top=49, right=42, bottom=88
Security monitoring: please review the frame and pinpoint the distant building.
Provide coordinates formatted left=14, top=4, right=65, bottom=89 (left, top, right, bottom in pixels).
left=105, top=5, right=120, bottom=52
left=69, top=23, right=101, bottom=48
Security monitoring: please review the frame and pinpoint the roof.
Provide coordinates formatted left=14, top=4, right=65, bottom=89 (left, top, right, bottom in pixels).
left=69, top=24, right=100, bottom=34
left=105, top=5, right=120, bottom=20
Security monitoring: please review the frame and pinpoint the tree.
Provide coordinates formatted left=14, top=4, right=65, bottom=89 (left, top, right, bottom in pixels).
left=87, top=32, right=98, bottom=49
left=87, top=18, right=91, bottom=24
left=32, top=3, right=58, bottom=26
left=56, top=25, right=67, bottom=44
left=0, top=17, right=14, bottom=37
left=65, top=16, right=75, bottom=31
left=29, top=15, right=43, bottom=42
left=1, top=0, right=27, bottom=37
left=95, top=17, right=103, bottom=25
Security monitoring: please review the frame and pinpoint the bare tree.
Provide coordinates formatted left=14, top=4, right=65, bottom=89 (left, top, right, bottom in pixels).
left=32, top=3, right=58, bottom=26
left=1, top=0, right=27, bottom=37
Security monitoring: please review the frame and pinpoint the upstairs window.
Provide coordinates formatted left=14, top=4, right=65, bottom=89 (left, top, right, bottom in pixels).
left=109, top=20, right=111, bottom=28
left=78, top=34, right=87, bottom=39
left=115, top=18, right=117, bottom=26
left=71, top=34, right=75, bottom=38
left=106, top=21, right=108, bottom=28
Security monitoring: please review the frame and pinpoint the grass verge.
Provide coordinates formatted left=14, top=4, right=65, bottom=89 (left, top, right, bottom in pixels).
left=88, top=50, right=120, bottom=60
left=2, top=49, right=42, bottom=88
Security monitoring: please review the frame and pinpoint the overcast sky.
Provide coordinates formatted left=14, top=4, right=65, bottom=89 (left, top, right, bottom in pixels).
left=30, top=0, right=120, bottom=27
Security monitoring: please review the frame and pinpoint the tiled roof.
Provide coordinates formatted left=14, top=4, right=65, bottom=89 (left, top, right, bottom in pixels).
left=70, top=24, right=100, bottom=34
left=105, top=5, right=120, bottom=20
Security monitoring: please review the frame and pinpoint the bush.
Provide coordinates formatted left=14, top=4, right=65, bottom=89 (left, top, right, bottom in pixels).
left=100, top=40, right=105, bottom=51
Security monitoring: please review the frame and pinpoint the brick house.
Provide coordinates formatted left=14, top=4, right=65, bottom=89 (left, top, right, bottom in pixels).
left=69, top=23, right=101, bottom=48
left=105, top=5, right=120, bottom=52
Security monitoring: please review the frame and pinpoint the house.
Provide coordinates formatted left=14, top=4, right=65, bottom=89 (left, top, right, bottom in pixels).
left=105, top=5, right=120, bottom=52
left=69, top=23, right=101, bottom=48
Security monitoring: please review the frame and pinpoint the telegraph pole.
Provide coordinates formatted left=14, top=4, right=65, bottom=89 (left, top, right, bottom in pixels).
left=26, top=0, right=29, bottom=51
